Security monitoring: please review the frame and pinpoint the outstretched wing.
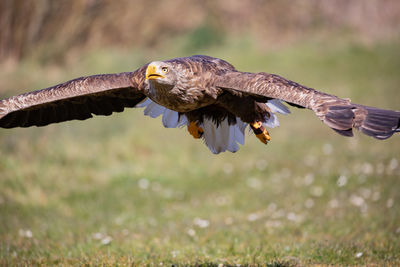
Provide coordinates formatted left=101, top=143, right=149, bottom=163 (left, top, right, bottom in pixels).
left=0, top=66, right=148, bottom=128
left=215, top=71, right=400, bottom=140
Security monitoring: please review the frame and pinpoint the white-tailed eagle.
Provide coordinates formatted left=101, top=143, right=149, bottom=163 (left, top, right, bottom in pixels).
left=0, top=55, right=399, bottom=153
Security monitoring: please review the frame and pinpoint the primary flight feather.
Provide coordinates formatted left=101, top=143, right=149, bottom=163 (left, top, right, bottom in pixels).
left=0, top=55, right=399, bottom=153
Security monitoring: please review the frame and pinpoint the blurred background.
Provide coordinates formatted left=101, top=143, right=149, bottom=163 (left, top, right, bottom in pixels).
left=0, top=0, right=399, bottom=265
left=1, top=0, right=400, bottom=63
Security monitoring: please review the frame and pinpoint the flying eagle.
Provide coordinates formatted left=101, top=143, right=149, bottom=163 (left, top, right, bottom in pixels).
left=0, top=55, right=399, bottom=153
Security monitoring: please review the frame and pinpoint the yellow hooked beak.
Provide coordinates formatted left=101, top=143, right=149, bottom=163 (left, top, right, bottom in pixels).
left=145, top=64, right=165, bottom=80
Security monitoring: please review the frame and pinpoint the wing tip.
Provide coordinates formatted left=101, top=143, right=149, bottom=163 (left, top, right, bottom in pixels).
left=321, top=104, right=400, bottom=140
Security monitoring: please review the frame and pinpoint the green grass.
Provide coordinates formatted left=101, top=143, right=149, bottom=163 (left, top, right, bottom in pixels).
left=0, top=39, right=400, bottom=266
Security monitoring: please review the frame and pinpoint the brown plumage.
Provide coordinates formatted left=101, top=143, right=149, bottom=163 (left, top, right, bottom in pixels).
left=0, top=55, right=399, bottom=153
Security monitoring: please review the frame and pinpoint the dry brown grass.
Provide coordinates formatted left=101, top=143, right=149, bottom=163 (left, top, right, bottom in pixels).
left=1, top=0, right=400, bottom=62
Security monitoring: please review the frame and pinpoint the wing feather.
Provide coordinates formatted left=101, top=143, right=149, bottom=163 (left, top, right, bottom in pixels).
left=216, top=71, right=400, bottom=140
left=0, top=67, right=148, bottom=128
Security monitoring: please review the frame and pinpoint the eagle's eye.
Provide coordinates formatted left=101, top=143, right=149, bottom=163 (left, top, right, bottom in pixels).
left=161, top=67, right=169, bottom=73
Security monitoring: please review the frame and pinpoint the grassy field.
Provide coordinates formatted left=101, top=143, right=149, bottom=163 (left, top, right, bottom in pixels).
left=0, top=39, right=399, bottom=266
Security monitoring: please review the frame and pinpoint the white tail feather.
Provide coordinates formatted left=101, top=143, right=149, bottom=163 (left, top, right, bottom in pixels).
left=162, top=109, right=187, bottom=128
left=201, top=118, right=246, bottom=154
left=234, top=118, right=246, bottom=145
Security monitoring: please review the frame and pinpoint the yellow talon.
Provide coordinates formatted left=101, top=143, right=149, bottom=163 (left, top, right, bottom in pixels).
left=188, top=122, right=204, bottom=139
left=250, top=121, right=271, bottom=144
left=256, top=131, right=271, bottom=144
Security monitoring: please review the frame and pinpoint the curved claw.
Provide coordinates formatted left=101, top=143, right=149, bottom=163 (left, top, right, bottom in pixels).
left=250, top=121, right=271, bottom=144
left=188, top=121, right=204, bottom=139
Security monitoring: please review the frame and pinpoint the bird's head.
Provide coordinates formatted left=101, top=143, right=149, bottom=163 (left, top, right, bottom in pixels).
left=145, top=61, right=177, bottom=86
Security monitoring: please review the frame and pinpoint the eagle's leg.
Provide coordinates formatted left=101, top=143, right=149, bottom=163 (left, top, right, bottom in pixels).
left=250, top=121, right=271, bottom=144
left=215, top=93, right=272, bottom=144
left=187, top=121, right=204, bottom=139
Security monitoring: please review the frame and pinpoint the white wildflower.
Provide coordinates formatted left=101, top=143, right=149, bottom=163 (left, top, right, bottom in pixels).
left=18, top=229, right=33, bottom=238
left=287, top=212, right=297, bottom=221
left=337, top=175, right=347, bottom=187
left=186, top=228, right=196, bottom=237
left=247, top=177, right=261, bottom=189
left=171, top=250, right=179, bottom=258
left=138, top=178, right=150, bottom=189
left=350, top=195, right=365, bottom=207
left=387, top=198, right=394, bottom=208
left=247, top=213, right=260, bottom=222
left=311, top=186, right=324, bottom=197
left=92, top=232, right=103, bottom=240
left=193, top=218, right=210, bottom=228
left=101, top=236, right=112, bottom=245
left=304, top=173, right=314, bottom=185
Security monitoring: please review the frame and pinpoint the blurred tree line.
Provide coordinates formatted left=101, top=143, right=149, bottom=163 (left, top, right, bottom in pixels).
left=0, top=0, right=399, bottom=63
